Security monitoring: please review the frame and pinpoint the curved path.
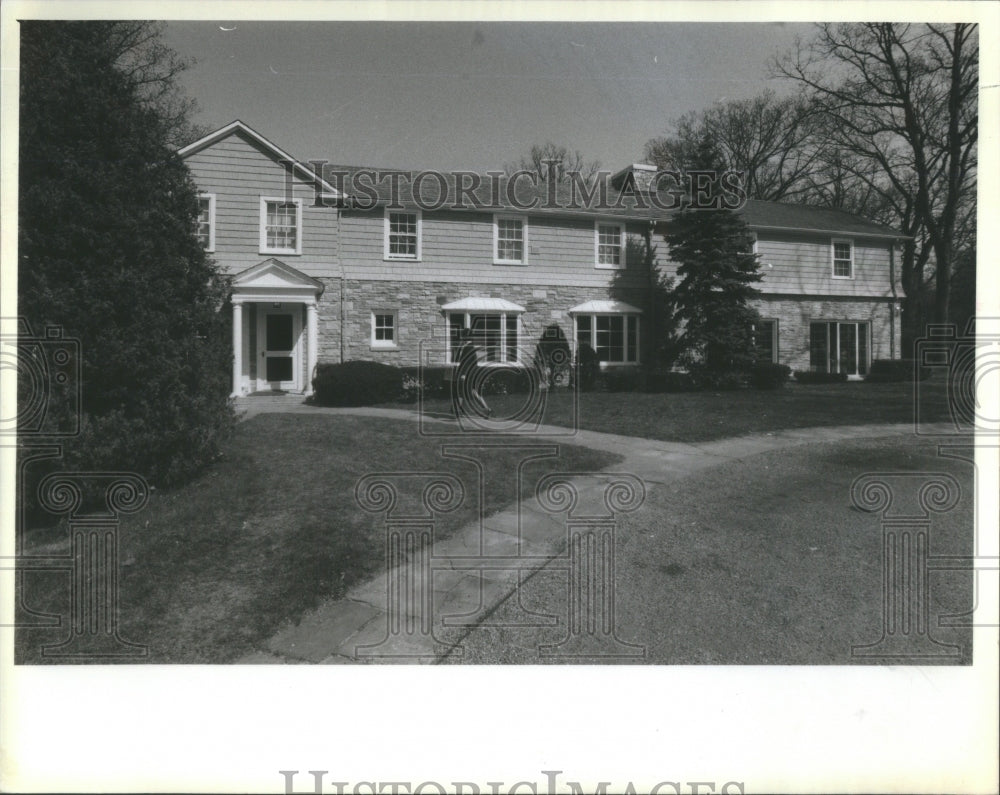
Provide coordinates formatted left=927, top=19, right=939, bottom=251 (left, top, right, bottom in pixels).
left=234, top=396, right=948, bottom=664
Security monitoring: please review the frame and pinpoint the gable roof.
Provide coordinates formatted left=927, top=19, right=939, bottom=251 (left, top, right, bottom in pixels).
left=181, top=122, right=904, bottom=239
left=178, top=120, right=344, bottom=199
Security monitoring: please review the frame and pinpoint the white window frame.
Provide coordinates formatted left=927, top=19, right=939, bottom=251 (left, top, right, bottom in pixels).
left=831, top=238, right=854, bottom=279
left=371, top=310, right=398, bottom=349
left=197, top=193, right=216, bottom=252
left=493, top=214, right=528, bottom=265
left=809, top=320, right=871, bottom=377
left=446, top=311, right=522, bottom=365
left=383, top=209, right=422, bottom=261
left=594, top=221, right=626, bottom=269
left=259, top=196, right=303, bottom=255
left=574, top=313, right=641, bottom=365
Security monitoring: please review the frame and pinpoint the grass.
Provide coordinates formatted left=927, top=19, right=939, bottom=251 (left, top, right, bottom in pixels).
left=445, top=434, right=975, bottom=664
left=409, top=376, right=956, bottom=443
left=16, top=414, right=620, bottom=663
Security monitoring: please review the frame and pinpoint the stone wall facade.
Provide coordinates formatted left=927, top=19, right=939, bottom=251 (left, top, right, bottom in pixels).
left=754, top=294, right=902, bottom=373
left=308, top=279, right=902, bottom=377
left=317, top=279, right=650, bottom=368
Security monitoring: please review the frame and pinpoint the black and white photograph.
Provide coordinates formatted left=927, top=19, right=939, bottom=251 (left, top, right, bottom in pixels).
left=1, top=2, right=997, bottom=793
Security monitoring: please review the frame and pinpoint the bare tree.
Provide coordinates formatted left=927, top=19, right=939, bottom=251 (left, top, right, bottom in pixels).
left=644, top=90, right=820, bottom=201
left=776, top=23, right=978, bottom=328
left=504, top=141, right=602, bottom=184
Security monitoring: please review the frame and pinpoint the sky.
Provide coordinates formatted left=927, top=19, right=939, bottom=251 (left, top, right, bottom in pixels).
left=163, top=21, right=813, bottom=172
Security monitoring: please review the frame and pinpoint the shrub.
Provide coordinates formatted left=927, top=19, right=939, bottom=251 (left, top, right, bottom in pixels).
left=687, top=366, right=747, bottom=390
left=575, top=343, right=600, bottom=392
left=536, top=324, right=573, bottom=388
left=399, top=366, right=452, bottom=399
left=478, top=365, right=532, bottom=396
left=312, top=361, right=403, bottom=406
left=794, top=370, right=849, bottom=384
left=865, top=359, right=932, bottom=382
left=646, top=370, right=698, bottom=392
left=750, top=362, right=792, bottom=389
left=601, top=368, right=643, bottom=392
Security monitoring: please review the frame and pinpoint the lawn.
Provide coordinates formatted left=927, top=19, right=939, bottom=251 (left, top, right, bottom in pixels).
left=16, top=414, right=620, bottom=663
left=411, top=376, right=957, bottom=442
left=444, top=434, right=975, bottom=664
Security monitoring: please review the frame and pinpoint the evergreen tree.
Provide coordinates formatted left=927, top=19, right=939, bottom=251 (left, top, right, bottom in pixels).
left=19, top=21, right=233, bottom=486
left=666, top=138, right=763, bottom=376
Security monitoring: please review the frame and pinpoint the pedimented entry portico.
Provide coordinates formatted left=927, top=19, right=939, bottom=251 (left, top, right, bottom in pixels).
left=230, top=259, right=323, bottom=397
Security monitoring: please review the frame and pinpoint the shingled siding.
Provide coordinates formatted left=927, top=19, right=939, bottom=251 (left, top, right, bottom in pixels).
left=340, top=208, right=651, bottom=288
left=755, top=295, right=901, bottom=373
left=183, top=131, right=340, bottom=280
left=753, top=233, right=898, bottom=298
left=315, top=279, right=649, bottom=367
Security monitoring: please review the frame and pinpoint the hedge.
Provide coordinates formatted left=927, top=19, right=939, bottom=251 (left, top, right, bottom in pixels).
left=311, top=361, right=403, bottom=406
left=865, top=359, right=932, bottom=383
left=749, top=362, right=792, bottom=389
left=794, top=370, right=849, bottom=384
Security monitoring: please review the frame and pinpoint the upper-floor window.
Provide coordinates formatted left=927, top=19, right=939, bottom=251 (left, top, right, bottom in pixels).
left=494, top=215, right=527, bottom=264
left=196, top=194, right=215, bottom=251
left=384, top=210, right=421, bottom=260
left=595, top=222, right=625, bottom=269
left=832, top=239, right=854, bottom=278
left=260, top=197, right=302, bottom=255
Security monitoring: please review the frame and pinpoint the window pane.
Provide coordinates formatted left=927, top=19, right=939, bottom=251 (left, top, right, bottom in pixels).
left=267, top=202, right=297, bottom=249
left=809, top=322, right=828, bottom=371
left=576, top=316, right=591, bottom=351
left=839, top=322, right=857, bottom=375
left=626, top=316, right=638, bottom=362
left=858, top=324, right=869, bottom=375
left=506, top=315, right=518, bottom=362
left=374, top=314, right=394, bottom=341
left=497, top=219, right=523, bottom=261
left=389, top=212, right=417, bottom=257
left=449, top=314, right=465, bottom=363
left=598, top=224, right=622, bottom=265
left=197, top=198, right=211, bottom=246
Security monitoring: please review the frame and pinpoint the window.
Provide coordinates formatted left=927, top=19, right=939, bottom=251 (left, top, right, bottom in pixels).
left=196, top=194, right=215, bottom=251
left=371, top=312, right=397, bottom=348
left=447, top=312, right=520, bottom=363
left=384, top=210, right=421, bottom=260
left=260, top=197, right=302, bottom=254
left=753, top=319, right=778, bottom=363
left=575, top=314, right=640, bottom=364
left=595, top=222, right=625, bottom=268
left=494, top=216, right=527, bottom=264
left=809, top=321, right=869, bottom=376
left=832, top=239, right=854, bottom=278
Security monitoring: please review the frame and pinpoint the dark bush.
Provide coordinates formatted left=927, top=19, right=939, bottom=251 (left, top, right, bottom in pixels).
left=688, top=367, right=747, bottom=390
left=312, top=361, right=403, bottom=406
left=794, top=370, right=849, bottom=384
left=536, top=324, right=573, bottom=387
left=640, top=368, right=698, bottom=393
left=478, top=365, right=532, bottom=396
left=575, top=343, right=600, bottom=392
left=398, top=366, right=452, bottom=400
left=865, top=359, right=932, bottom=383
left=601, top=368, right=643, bottom=392
left=750, top=362, right=792, bottom=389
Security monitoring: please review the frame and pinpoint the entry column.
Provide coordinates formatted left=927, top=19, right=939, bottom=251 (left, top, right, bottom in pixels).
left=306, top=300, right=318, bottom=396
left=231, top=299, right=244, bottom=397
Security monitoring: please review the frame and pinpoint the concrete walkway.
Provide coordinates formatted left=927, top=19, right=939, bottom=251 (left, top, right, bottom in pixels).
left=233, top=395, right=941, bottom=664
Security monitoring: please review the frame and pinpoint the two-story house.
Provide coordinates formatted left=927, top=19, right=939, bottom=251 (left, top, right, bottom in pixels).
left=178, top=121, right=904, bottom=397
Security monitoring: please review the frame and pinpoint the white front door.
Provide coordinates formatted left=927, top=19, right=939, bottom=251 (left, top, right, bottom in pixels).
left=257, top=306, right=302, bottom=392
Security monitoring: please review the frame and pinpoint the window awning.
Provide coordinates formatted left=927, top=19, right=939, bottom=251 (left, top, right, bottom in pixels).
left=568, top=300, right=642, bottom=314
left=441, top=297, right=526, bottom=313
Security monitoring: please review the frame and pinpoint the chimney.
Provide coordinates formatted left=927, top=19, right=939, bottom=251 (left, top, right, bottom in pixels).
left=610, top=163, right=658, bottom=193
